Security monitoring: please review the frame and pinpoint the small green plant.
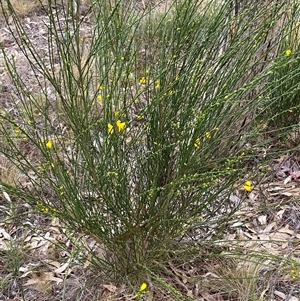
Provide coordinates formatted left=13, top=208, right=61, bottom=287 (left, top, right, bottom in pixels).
left=0, top=236, right=28, bottom=299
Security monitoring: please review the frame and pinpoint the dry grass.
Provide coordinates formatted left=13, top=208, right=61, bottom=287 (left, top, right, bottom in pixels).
left=0, top=0, right=47, bottom=18
left=0, top=154, right=23, bottom=187
left=204, top=257, right=269, bottom=301
left=0, top=0, right=93, bottom=19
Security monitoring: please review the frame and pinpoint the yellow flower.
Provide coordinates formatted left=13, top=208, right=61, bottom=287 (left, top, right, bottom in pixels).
left=134, top=282, right=148, bottom=298
left=58, top=186, right=64, bottom=195
left=106, top=171, right=118, bottom=177
left=139, top=76, right=146, bottom=84
left=205, top=132, right=211, bottom=139
left=108, top=123, right=114, bottom=134
left=139, top=282, right=147, bottom=292
left=243, top=180, right=252, bottom=192
left=46, top=140, right=53, bottom=149
left=194, top=138, right=201, bottom=148
left=285, top=49, right=292, bottom=56
left=15, top=128, right=21, bottom=135
left=116, top=119, right=126, bottom=132
left=155, top=80, right=160, bottom=89
left=97, top=84, right=105, bottom=90
left=97, top=94, right=103, bottom=102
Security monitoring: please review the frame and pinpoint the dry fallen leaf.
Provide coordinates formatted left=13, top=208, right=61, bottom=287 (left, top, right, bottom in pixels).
left=24, top=271, right=63, bottom=294
left=281, top=187, right=300, bottom=197
left=274, top=290, right=298, bottom=301
left=25, top=271, right=63, bottom=285
left=269, top=232, right=291, bottom=240
left=200, top=289, right=224, bottom=301
left=258, top=234, right=270, bottom=241
left=276, top=209, right=285, bottom=220
left=0, top=227, right=11, bottom=240
left=283, top=175, right=292, bottom=184
left=186, top=290, right=194, bottom=298
left=262, top=221, right=277, bottom=234
left=54, top=261, right=71, bottom=274
left=44, top=260, right=61, bottom=269
left=102, top=284, right=117, bottom=292
left=258, top=215, right=267, bottom=225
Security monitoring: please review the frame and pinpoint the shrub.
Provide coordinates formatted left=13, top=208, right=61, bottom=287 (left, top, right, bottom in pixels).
left=0, top=0, right=298, bottom=289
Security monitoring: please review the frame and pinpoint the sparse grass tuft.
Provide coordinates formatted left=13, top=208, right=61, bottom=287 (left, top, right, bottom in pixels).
left=205, top=257, right=269, bottom=301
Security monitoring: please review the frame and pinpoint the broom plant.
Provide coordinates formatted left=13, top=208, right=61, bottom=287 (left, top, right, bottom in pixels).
left=0, top=0, right=298, bottom=288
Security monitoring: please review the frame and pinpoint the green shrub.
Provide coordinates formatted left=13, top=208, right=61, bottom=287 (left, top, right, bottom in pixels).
left=0, top=0, right=298, bottom=290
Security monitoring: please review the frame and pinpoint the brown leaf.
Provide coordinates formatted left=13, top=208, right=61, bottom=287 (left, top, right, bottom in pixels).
left=278, top=225, right=294, bottom=235
left=0, top=228, right=11, bottom=240
left=258, top=234, right=270, bottom=241
left=54, top=261, right=71, bottom=274
left=269, top=232, right=291, bottom=240
left=25, top=272, right=63, bottom=285
left=102, top=284, right=117, bottom=292
left=282, top=187, right=300, bottom=196
left=258, top=215, right=267, bottom=225
left=262, top=222, right=276, bottom=234
left=200, top=289, right=223, bottom=301
left=274, top=290, right=298, bottom=301
left=186, top=290, right=194, bottom=298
